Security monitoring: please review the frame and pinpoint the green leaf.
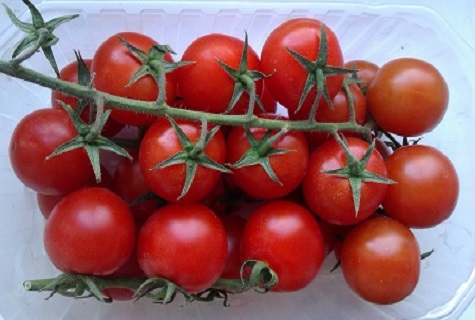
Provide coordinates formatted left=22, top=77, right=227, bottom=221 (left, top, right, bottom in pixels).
left=22, top=0, right=45, bottom=28
left=2, top=3, right=35, bottom=32
left=42, top=43, right=60, bottom=77
left=11, top=33, right=37, bottom=59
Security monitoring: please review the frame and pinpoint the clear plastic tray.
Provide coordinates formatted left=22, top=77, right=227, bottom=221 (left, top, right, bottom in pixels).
left=1, top=1, right=475, bottom=319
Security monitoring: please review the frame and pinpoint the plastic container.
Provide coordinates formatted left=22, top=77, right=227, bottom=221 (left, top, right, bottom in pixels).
left=1, top=1, right=475, bottom=319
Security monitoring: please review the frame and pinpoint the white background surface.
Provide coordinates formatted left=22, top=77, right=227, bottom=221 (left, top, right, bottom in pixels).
left=0, top=0, right=474, bottom=319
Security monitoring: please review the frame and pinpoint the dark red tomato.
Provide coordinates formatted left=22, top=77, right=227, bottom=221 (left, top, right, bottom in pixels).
left=52, top=59, right=124, bottom=137
left=92, top=32, right=177, bottom=126
left=341, top=216, right=420, bottom=304
left=254, top=84, right=278, bottom=115
left=344, top=59, right=379, bottom=90
left=177, top=33, right=262, bottom=115
left=44, top=187, right=135, bottom=275
left=382, top=145, right=459, bottom=228
left=366, top=58, right=449, bottom=136
left=318, top=220, right=352, bottom=257
left=36, top=165, right=113, bottom=219
left=219, top=214, right=247, bottom=279
left=9, top=108, right=94, bottom=196
left=240, top=200, right=325, bottom=292
left=226, top=114, right=308, bottom=199
left=139, top=117, right=227, bottom=203
left=302, top=137, right=388, bottom=225
left=113, top=153, right=159, bottom=224
left=137, top=203, right=227, bottom=293
left=290, top=84, right=367, bottom=150
left=261, top=18, right=344, bottom=116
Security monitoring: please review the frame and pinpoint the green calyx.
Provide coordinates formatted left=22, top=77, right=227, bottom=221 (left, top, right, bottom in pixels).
left=3, top=0, right=79, bottom=76
left=287, top=23, right=354, bottom=121
left=118, top=36, right=193, bottom=105
left=150, top=116, right=231, bottom=200
left=216, top=32, right=272, bottom=115
left=324, top=134, right=395, bottom=216
left=230, top=128, right=292, bottom=185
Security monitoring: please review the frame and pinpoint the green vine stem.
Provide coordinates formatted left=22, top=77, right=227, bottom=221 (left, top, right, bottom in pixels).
left=0, top=59, right=369, bottom=136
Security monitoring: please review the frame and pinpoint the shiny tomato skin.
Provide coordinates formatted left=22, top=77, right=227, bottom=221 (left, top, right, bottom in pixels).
left=240, top=200, right=325, bottom=292
left=9, top=108, right=94, bottom=196
left=52, top=59, right=124, bottom=137
left=366, top=58, right=449, bottom=136
left=219, top=214, right=247, bottom=279
left=137, top=203, right=228, bottom=293
left=44, top=187, right=135, bottom=275
left=382, top=145, right=459, bottom=228
left=139, top=118, right=226, bottom=203
left=226, top=114, right=308, bottom=199
left=344, top=59, right=379, bottom=90
left=341, top=216, right=420, bottom=305
left=92, top=32, right=176, bottom=126
left=302, top=137, right=388, bottom=225
left=261, top=18, right=344, bottom=116
left=177, top=33, right=262, bottom=115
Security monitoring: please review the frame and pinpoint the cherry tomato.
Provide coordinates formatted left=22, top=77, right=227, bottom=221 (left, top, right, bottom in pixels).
left=366, top=58, right=449, bottom=136
left=382, top=145, right=459, bottom=228
left=137, top=203, right=227, bottom=293
left=44, top=187, right=135, bottom=275
left=139, top=117, right=227, bottom=203
left=226, top=114, right=308, bottom=199
left=177, top=33, right=262, bottom=115
left=240, top=200, right=325, bottom=292
left=341, top=216, right=420, bottom=304
left=261, top=18, right=344, bottom=116
left=92, top=32, right=177, bottom=126
left=219, top=214, right=247, bottom=279
left=52, top=59, right=124, bottom=137
left=344, top=59, right=379, bottom=91
left=9, top=108, right=94, bottom=196
left=302, top=137, right=389, bottom=225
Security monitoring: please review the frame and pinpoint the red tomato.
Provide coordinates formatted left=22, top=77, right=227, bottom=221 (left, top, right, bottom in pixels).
left=92, top=32, right=177, bottom=126
left=226, top=114, right=308, bottom=199
left=44, top=187, right=135, bottom=275
left=240, top=200, right=325, bottom=292
left=52, top=59, right=124, bottom=137
left=261, top=18, right=344, bottom=116
left=177, top=33, right=262, bottom=115
left=367, top=58, right=449, bottom=136
left=344, top=59, right=379, bottom=90
left=382, top=145, right=459, bottom=228
left=9, top=108, right=94, bottom=195
left=302, top=137, right=389, bottom=225
left=139, top=117, right=227, bottom=203
left=137, top=203, right=227, bottom=293
left=290, top=84, right=367, bottom=150
left=113, top=153, right=159, bottom=224
left=341, top=216, right=420, bottom=304
left=254, top=84, right=277, bottom=115
left=219, top=214, right=247, bottom=279
left=36, top=165, right=113, bottom=219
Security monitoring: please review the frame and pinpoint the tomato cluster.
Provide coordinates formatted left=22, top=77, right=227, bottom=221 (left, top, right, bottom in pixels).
left=8, top=16, right=459, bottom=306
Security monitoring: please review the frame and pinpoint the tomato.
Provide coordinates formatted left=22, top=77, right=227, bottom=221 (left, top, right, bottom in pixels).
left=226, top=114, right=308, bottom=199
left=137, top=203, right=227, bottom=293
left=52, top=59, right=124, bottom=137
left=344, top=59, right=379, bottom=91
left=254, top=84, right=277, bottom=115
left=240, top=200, right=325, bottom=292
left=177, top=33, right=262, bottom=115
left=366, top=58, right=449, bottom=136
left=9, top=108, right=94, bottom=196
left=382, top=145, right=459, bottom=228
left=139, top=117, right=227, bottom=203
left=91, top=32, right=177, bottom=126
left=44, top=187, right=135, bottom=275
left=289, top=84, right=367, bottom=150
left=302, top=137, right=389, bottom=225
left=219, top=214, right=247, bottom=279
left=261, top=18, right=344, bottom=116
left=340, top=216, right=421, bottom=304
left=113, top=153, right=160, bottom=224
left=36, top=165, right=113, bottom=219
